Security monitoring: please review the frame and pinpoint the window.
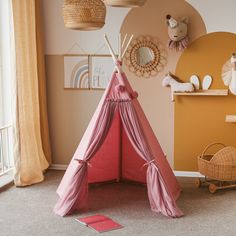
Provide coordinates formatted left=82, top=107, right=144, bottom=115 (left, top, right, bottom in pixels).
left=0, top=0, right=14, bottom=178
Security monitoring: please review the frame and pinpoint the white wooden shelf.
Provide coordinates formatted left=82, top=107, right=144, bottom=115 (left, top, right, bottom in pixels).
left=225, top=115, right=236, bottom=123
left=174, top=89, right=228, bottom=96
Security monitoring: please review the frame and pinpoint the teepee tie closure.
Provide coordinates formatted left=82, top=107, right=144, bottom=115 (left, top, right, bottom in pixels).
left=141, top=159, right=155, bottom=171
left=76, top=159, right=93, bottom=167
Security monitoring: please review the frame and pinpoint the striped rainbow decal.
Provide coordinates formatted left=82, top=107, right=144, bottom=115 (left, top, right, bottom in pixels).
left=70, top=59, right=89, bottom=88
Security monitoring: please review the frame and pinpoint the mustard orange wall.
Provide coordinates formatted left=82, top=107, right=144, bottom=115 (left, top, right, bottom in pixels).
left=174, top=32, right=236, bottom=171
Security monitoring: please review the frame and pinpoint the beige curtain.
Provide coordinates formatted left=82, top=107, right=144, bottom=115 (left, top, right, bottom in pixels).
left=12, top=0, right=52, bottom=186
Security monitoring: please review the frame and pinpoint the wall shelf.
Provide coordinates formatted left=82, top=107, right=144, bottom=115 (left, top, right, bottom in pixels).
left=225, top=115, right=236, bottom=123
left=174, top=89, right=228, bottom=96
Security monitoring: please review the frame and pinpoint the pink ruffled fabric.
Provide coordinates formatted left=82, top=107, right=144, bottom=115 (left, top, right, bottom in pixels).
left=168, top=36, right=189, bottom=51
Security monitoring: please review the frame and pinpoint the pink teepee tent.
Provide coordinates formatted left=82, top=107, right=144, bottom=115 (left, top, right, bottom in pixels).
left=54, top=35, right=183, bottom=218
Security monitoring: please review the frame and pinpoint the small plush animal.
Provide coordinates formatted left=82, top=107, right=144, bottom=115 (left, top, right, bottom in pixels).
left=162, top=73, right=194, bottom=101
left=222, top=53, right=236, bottom=95
left=166, top=14, right=189, bottom=51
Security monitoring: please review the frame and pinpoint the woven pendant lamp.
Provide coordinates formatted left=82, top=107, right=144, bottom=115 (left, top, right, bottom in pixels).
left=63, top=0, right=106, bottom=30
left=103, top=0, right=146, bottom=7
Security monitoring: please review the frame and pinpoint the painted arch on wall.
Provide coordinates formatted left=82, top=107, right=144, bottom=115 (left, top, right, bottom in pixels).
left=120, top=0, right=206, bottom=167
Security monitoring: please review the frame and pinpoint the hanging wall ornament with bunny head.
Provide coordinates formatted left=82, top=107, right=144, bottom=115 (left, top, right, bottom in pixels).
left=166, top=14, right=189, bottom=51
left=222, top=53, right=236, bottom=95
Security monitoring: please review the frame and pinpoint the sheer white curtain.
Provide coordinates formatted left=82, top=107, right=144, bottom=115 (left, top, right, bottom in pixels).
left=0, top=0, right=14, bottom=126
left=0, top=0, right=15, bottom=173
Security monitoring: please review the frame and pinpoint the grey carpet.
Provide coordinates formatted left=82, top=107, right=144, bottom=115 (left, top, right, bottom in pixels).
left=0, top=170, right=236, bottom=236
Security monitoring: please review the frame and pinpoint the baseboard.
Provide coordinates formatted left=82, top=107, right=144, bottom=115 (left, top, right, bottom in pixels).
left=49, top=164, right=68, bottom=170
left=174, top=171, right=204, bottom=178
left=49, top=164, right=203, bottom=178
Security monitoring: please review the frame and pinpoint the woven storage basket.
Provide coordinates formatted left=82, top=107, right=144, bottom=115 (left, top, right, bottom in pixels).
left=63, top=0, right=106, bottom=30
left=198, top=143, right=236, bottom=181
left=103, top=0, right=146, bottom=7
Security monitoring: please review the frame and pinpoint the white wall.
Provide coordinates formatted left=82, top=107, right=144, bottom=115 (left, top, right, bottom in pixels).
left=187, top=0, right=236, bottom=33
left=42, top=0, right=130, bottom=55
left=42, top=0, right=236, bottom=56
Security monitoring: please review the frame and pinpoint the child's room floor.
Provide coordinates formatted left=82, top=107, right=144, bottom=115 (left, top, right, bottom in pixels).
left=1, top=170, right=236, bottom=236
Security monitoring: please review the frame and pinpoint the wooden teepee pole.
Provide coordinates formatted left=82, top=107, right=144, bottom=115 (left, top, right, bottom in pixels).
left=121, top=34, right=133, bottom=59
left=121, top=34, right=128, bottom=49
left=104, top=34, right=122, bottom=73
left=118, top=33, right=122, bottom=60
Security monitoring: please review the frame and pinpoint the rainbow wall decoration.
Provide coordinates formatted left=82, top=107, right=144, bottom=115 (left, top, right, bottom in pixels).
left=64, top=55, right=114, bottom=89
left=64, top=56, right=89, bottom=89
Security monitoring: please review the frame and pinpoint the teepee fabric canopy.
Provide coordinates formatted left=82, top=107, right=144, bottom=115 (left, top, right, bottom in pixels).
left=54, top=36, right=183, bottom=218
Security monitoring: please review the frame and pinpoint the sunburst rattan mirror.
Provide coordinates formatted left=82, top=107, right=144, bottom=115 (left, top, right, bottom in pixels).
left=124, top=35, right=167, bottom=78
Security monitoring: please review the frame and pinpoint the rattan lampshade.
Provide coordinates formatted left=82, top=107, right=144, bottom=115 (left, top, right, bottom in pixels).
left=63, top=0, right=106, bottom=30
left=103, top=0, right=146, bottom=7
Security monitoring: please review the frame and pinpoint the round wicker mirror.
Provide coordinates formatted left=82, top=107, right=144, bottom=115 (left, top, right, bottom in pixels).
left=124, top=36, right=167, bottom=78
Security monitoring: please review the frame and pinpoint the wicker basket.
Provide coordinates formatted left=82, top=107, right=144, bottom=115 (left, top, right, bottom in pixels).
left=63, top=0, right=106, bottom=30
left=103, top=0, right=146, bottom=7
left=198, top=143, right=236, bottom=181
